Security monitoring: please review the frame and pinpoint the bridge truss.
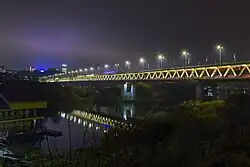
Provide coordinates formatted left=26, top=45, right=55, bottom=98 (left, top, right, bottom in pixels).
left=44, top=63, right=250, bottom=82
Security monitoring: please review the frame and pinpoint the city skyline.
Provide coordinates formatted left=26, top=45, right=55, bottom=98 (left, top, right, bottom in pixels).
left=0, top=0, right=249, bottom=69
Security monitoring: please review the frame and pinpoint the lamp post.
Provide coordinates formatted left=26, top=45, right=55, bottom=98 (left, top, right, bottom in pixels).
left=104, top=64, right=109, bottom=69
left=157, top=54, right=164, bottom=69
left=216, top=45, right=223, bottom=64
left=115, top=64, right=119, bottom=71
left=181, top=50, right=189, bottom=66
left=139, top=58, right=146, bottom=70
left=125, top=60, right=131, bottom=71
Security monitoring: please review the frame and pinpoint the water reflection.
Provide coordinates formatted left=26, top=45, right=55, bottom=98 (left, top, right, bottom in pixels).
left=97, top=103, right=136, bottom=120
left=60, top=111, right=113, bottom=131
left=39, top=118, right=103, bottom=154
left=5, top=103, right=143, bottom=156
left=123, top=103, right=135, bottom=120
left=38, top=111, right=120, bottom=154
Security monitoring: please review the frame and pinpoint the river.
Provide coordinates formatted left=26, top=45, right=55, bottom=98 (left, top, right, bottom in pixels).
left=7, top=102, right=155, bottom=156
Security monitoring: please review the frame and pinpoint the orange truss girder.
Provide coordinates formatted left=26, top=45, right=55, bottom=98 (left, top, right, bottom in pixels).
left=46, top=64, right=250, bottom=82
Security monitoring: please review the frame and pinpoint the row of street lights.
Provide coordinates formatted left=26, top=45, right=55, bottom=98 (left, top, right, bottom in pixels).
left=68, top=44, right=225, bottom=74
left=181, top=45, right=224, bottom=65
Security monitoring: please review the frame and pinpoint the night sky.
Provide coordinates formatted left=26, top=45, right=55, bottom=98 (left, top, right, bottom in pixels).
left=0, top=0, right=249, bottom=69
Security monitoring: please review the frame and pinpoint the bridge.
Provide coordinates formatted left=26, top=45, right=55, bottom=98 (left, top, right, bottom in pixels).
left=41, top=62, right=250, bottom=82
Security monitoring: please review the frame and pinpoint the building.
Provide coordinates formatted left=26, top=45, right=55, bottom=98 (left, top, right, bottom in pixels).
left=29, top=66, right=36, bottom=72
left=0, top=83, right=47, bottom=136
left=61, top=64, right=67, bottom=74
left=16, top=70, right=40, bottom=81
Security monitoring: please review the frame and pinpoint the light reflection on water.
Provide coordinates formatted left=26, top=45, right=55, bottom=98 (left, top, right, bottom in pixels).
left=97, top=103, right=135, bottom=120
left=40, top=103, right=137, bottom=153
left=9, top=103, right=143, bottom=155
left=40, top=112, right=112, bottom=154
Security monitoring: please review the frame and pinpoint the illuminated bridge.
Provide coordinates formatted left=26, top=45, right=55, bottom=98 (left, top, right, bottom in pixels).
left=42, top=62, right=250, bottom=82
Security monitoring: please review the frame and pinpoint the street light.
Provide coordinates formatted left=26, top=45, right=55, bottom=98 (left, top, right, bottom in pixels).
left=216, top=45, right=223, bottom=64
left=125, top=60, right=131, bottom=70
left=79, top=69, right=83, bottom=72
left=139, top=58, right=146, bottom=69
left=104, top=64, right=109, bottom=69
left=90, top=67, right=94, bottom=71
left=181, top=50, right=189, bottom=66
left=115, top=64, right=119, bottom=71
left=157, top=54, right=164, bottom=69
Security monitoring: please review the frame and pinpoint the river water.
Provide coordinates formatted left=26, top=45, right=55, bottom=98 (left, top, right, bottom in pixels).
left=7, top=103, right=153, bottom=156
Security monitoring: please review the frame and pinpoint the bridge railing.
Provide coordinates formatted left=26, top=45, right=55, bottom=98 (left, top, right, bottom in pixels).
left=42, top=63, right=250, bottom=82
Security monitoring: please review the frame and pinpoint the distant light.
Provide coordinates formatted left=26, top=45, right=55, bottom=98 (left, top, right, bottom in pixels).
left=103, top=70, right=116, bottom=74
left=139, top=58, right=145, bottom=63
left=182, top=51, right=187, bottom=56
left=104, top=64, right=109, bottom=68
left=62, top=64, right=67, bottom=67
left=216, top=45, right=223, bottom=50
left=158, top=54, right=164, bottom=60
left=40, top=69, right=44, bottom=73
left=125, top=60, right=131, bottom=65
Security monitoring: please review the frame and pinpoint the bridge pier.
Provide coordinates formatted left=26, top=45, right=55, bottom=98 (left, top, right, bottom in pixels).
left=122, top=82, right=135, bottom=100
left=196, top=81, right=218, bottom=100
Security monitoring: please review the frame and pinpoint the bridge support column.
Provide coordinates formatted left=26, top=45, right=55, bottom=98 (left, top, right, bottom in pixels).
left=122, top=82, right=135, bottom=100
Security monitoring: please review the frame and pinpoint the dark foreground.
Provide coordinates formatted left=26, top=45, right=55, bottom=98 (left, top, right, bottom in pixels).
left=2, top=95, right=249, bottom=167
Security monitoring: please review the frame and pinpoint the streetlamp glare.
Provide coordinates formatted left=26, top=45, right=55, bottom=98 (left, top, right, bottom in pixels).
left=104, top=64, right=109, bottom=68
left=216, top=45, right=223, bottom=50
left=158, top=54, right=164, bottom=60
left=125, top=61, right=131, bottom=65
left=182, top=51, right=187, bottom=56
left=90, top=67, right=94, bottom=71
left=139, top=58, right=145, bottom=63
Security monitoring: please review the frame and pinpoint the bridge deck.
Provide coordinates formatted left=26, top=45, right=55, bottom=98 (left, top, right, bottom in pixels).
left=42, top=63, right=250, bottom=82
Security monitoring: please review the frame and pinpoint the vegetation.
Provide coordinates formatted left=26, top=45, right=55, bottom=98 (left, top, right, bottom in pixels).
left=12, top=95, right=250, bottom=167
